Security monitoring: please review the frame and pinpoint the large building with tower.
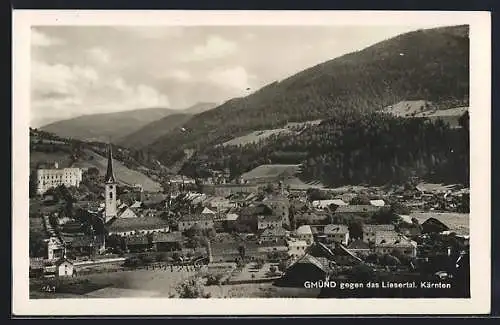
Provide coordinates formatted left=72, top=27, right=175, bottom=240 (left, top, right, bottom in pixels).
left=36, top=162, right=83, bottom=195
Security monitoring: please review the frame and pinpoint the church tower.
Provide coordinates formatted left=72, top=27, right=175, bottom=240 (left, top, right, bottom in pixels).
left=104, top=144, right=117, bottom=222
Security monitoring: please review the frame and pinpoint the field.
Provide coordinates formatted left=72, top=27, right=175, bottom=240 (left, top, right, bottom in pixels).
left=221, top=120, right=322, bottom=147
left=383, top=100, right=430, bottom=117
left=240, top=164, right=302, bottom=182
left=410, top=212, right=469, bottom=236
left=30, top=151, right=73, bottom=170
left=72, top=149, right=162, bottom=192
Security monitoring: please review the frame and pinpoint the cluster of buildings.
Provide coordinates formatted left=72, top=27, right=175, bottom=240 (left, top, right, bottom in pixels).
left=35, top=162, right=83, bottom=195
left=30, top=148, right=464, bottom=283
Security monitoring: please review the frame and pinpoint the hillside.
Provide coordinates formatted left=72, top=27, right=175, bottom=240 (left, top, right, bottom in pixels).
left=29, top=129, right=162, bottom=193
left=116, top=102, right=217, bottom=149
left=149, top=25, right=469, bottom=166
left=116, top=113, right=193, bottom=149
left=39, top=108, right=175, bottom=143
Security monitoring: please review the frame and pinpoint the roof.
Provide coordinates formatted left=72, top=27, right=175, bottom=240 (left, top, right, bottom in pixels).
left=125, top=235, right=150, bottom=246
left=335, top=205, right=380, bottom=214
left=225, top=213, right=239, bottom=221
left=296, top=225, right=313, bottom=235
left=287, top=239, right=308, bottom=247
left=291, top=254, right=330, bottom=273
left=260, top=226, right=287, bottom=238
left=369, top=199, right=386, bottom=207
left=362, top=224, right=395, bottom=232
left=312, top=199, right=348, bottom=208
left=324, top=224, right=349, bottom=235
left=347, top=239, right=371, bottom=250
left=108, top=217, right=169, bottom=232
left=151, top=231, right=183, bottom=243
left=201, top=207, right=216, bottom=215
left=105, top=144, right=116, bottom=183
left=179, top=214, right=214, bottom=222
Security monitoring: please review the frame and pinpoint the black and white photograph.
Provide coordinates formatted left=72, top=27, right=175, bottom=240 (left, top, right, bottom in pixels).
left=12, top=10, right=490, bottom=315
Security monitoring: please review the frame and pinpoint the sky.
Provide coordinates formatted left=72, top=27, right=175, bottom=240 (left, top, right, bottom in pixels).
left=31, top=24, right=446, bottom=127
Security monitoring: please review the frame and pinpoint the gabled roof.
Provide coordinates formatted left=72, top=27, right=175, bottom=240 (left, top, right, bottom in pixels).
left=296, top=225, right=313, bottom=235
left=179, top=213, right=214, bottom=222
left=201, top=207, right=216, bottom=215
left=324, top=224, right=349, bottom=235
left=260, top=226, right=287, bottom=238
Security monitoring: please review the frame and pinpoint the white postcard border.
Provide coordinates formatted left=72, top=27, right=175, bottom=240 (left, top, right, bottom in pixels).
left=12, top=10, right=491, bottom=315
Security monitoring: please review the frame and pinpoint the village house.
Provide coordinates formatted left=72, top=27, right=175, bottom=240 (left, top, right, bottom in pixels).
left=55, top=258, right=75, bottom=277
left=46, top=237, right=65, bottom=260
left=204, top=196, right=236, bottom=210
left=223, top=213, right=239, bottom=231
left=346, top=239, right=372, bottom=256
left=295, top=225, right=314, bottom=244
left=369, top=199, right=386, bottom=207
left=151, top=231, right=183, bottom=252
left=203, top=183, right=260, bottom=197
left=257, top=238, right=289, bottom=255
left=323, top=224, right=349, bottom=245
left=286, top=239, right=310, bottom=259
left=373, top=232, right=418, bottom=257
left=63, top=235, right=104, bottom=257
left=107, top=217, right=170, bottom=236
left=362, top=224, right=396, bottom=243
left=257, top=214, right=283, bottom=230
left=259, top=226, right=288, bottom=242
left=178, top=213, right=215, bottom=232
left=125, top=235, right=151, bottom=253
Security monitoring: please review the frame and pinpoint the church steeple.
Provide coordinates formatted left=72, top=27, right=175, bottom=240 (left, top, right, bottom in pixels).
left=105, top=144, right=116, bottom=184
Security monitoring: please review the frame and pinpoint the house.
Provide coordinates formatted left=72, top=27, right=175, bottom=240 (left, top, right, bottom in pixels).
left=334, top=205, right=381, bottom=218
left=259, top=226, right=287, bottom=242
left=276, top=253, right=331, bottom=287
left=224, top=213, right=239, bottom=230
left=346, top=239, right=372, bottom=256
left=362, top=224, right=395, bottom=243
left=178, top=214, right=215, bottom=232
left=257, top=238, right=289, bottom=255
left=56, top=258, right=74, bottom=277
left=47, top=237, right=65, bottom=260
left=312, top=199, right=348, bottom=209
left=107, top=217, right=170, bottom=236
left=374, top=234, right=418, bottom=258
left=151, top=231, right=183, bottom=252
left=204, top=197, right=235, bottom=210
left=286, top=239, right=309, bottom=259
left=257, top=214, right=283, bottom=230
left=323, top=224, right=349, bottom=245
left=295, top=225, right=314, bottom=244
left=125, top=235, right=151, bottom=253
left=63, top=235, right=100, bottom=257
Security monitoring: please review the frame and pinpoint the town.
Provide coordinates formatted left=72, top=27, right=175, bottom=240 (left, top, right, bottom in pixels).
left=29, top=141, right=470, bottom=298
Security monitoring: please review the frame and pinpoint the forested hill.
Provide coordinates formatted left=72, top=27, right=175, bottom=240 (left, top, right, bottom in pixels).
left=182, top=110, right=469, bottom=187
left=149, top=24, right=469, bottom=165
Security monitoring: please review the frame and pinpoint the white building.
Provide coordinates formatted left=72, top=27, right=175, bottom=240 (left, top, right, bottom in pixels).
left=56, top=259, right=74, bottom=277
left=295, top=225, right=314, bottom=244
left=362, top=224, right=395, bottom=243
left=36, top=163, right=83, bottom=195
left=287, top=239, right=309, bottom=259
left=323, top=224, right=350, bottom=245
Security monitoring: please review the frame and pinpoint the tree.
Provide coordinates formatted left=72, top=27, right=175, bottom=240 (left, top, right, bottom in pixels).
left=349, top=264, right=377, bottom=282
left=175, top=277, right=211, bottom=298
left=348, top=219, right=364, bottom=240
left=238, top=244, right=246, bottom=260
left=372, top=207, right=398, bottom=224
left=350, top=195, right=371, bottom=205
